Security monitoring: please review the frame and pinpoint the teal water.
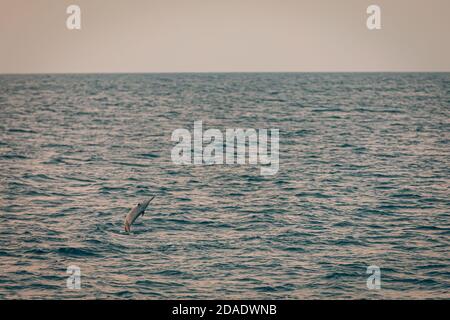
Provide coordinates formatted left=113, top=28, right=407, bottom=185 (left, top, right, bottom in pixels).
left=0, top=73, right=449, bottom=299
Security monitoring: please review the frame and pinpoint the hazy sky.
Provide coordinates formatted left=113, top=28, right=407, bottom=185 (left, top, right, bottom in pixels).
left=1, top=0, right=449, bottom=73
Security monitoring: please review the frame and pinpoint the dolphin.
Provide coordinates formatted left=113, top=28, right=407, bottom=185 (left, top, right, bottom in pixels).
left=124, top=196, right=155, bottom=232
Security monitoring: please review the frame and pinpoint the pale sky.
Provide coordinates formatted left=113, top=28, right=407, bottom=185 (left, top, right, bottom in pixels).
left=1, top=0, right=449, bottom=73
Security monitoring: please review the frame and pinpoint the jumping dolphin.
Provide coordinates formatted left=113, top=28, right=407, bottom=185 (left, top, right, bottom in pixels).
left=124, top=196, right=155, bottom=232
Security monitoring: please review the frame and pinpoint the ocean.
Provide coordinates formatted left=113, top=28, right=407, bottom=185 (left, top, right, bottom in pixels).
left=0, top=73, right=449, bottom=299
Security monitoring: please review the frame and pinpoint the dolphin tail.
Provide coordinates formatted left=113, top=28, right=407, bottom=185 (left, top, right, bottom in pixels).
left=124, top=221, right=131, bottom=232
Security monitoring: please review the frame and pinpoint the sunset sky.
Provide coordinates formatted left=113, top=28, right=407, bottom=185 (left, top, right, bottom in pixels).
left=1, top=0, right=449, bottom=73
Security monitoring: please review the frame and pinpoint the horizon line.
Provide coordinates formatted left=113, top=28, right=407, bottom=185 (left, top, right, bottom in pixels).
left=1, top=71, right=450, bottom=76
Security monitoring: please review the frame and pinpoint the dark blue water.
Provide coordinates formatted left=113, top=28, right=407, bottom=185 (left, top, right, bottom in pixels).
left=0, top=73, right=449, bottom=299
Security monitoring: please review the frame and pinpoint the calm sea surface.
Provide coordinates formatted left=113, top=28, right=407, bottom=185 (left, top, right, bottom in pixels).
left=0, top=73, right=449, bottom=299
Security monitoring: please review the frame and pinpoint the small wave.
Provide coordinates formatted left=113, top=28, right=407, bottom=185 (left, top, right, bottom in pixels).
left=22, top=173, right=55, bottom=181
left=137, top=153, right=160, bottom=159
left=111, top=161, right=150, bottom=167
left=154, top=269, right=186, bottom=277
left=8, top=128, right=37, bottom=134
left=99, top=186, right=127, bottom=193
left=57, top=247, right=98, bottom=257
left=135, top=279, right=184, bottom=288
left=1, top=153, right=29, bottom=160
